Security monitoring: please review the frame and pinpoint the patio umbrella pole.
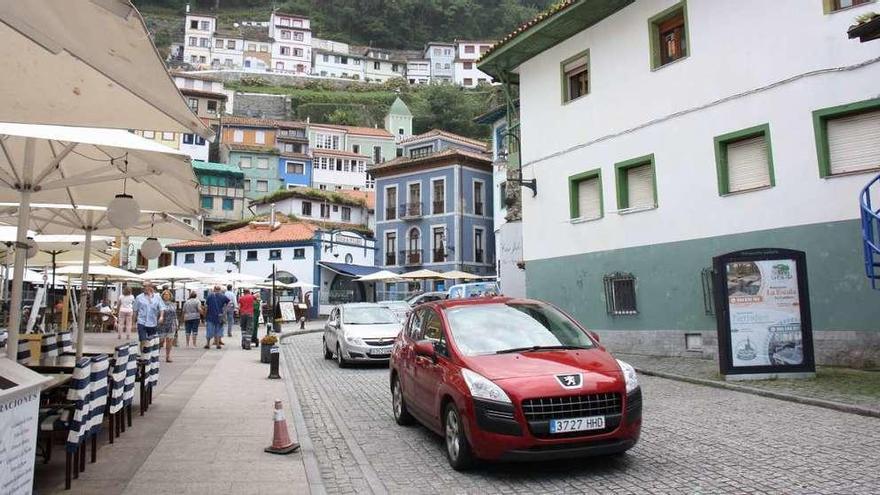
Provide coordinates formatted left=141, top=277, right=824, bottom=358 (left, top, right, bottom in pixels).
left=6, top=139, right=34, bottom=359
left=74, top=218, right=94, bottom=359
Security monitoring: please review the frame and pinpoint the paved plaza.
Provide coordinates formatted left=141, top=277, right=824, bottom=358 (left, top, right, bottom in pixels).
left=281, top=332, right=880, bottom=495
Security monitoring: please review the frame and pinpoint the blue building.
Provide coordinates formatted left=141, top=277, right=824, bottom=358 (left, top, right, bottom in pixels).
left=276, top=121, right=312, bottom=188
left=372, top=133, right=495, bottom=296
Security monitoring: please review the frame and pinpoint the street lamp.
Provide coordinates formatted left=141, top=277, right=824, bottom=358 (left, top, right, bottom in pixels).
left=498, top=130, right=537, bottom=197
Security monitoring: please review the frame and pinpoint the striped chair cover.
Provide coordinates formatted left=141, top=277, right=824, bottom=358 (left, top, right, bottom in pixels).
left=87, top=355, right=110, bottom=436
left=123, top=343, right=138, bottom=407
left=0, top=330, right=7, bottom=348
left=109, top=345, right=129, bottom=415
left=17, top=338, right=31, bottom=364
left=148, top=336, right=160, bottom=386
left=56, top=331, right=74, bottom=355
left=41, top=332, right=59, bottom=358
left=65, top=358, right=93, bottom=453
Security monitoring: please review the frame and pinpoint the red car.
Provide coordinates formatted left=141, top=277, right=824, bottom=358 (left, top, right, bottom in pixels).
left=389, top=297, right=641, bottom=470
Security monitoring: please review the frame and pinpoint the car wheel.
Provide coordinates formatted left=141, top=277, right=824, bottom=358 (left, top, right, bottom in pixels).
left=444, top=402, right=474, bottom=471
left=391, top=376, right=414, bottom=426
left=323, top=338, right=333, bottom=360
left=336, top=344, right=347, bottom=368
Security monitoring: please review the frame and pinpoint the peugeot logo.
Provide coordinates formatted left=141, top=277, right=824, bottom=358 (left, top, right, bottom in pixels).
left=555, top=373, right=583, bottom=389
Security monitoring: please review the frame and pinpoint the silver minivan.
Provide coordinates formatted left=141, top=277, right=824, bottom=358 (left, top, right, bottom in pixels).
left=323, top=303, right=402, bottom=367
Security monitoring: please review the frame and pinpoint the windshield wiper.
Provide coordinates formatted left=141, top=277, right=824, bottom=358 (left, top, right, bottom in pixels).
left=495, top=345, right=590, bottom=355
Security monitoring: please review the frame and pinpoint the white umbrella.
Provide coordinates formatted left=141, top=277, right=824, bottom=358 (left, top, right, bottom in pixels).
left=355, top=270, right=404, bottom=282
left=206, top=272, right=266, bottom=283
left=4, top=267, right=43, bottom=284
left=289, top=281, right=318, bottom=289
left=440, top=270, right=485, bottom=280
left=0, top=0, right=212, bottom=139
left=400, top=269, right=444, bottom=280
left=139, top=265, right=213, bottom=283
left=54, top=264, right=139, bottom=281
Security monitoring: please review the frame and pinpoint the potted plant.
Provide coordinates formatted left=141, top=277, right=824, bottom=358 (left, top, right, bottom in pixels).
left=260, top=334, right=278, bottom=363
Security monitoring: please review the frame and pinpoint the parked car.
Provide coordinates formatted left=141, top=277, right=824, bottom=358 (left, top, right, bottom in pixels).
left=389, top=297, right=641, bottom=470
left=377, top=300, right=412, bottom=322
left=406, top=291, right=448, bottom=307
left=323, top=303, right=402, bottom=367
left=446, top=281, right=500, bottom=299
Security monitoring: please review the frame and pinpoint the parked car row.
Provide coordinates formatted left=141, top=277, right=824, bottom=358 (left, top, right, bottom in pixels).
left=322, top=294, right=642, bottom=471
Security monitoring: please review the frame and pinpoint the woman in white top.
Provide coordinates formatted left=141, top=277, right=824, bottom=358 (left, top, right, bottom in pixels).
left=116, top=286, right=135, bottom=340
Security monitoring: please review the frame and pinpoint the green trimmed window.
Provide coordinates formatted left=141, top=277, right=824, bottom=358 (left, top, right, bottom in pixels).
left=561, top=50, right=589, bottom=103
left=813, top=98, right=880, bottom=177
left=649, top=2, right=688, bottom=69
left=200, top=195, right=213, bottom=209
left=615, top=155, right=657, bottom=212
left=222, top=198, right=234, bottom=211
left=823, top=0, right=873, bottom=13
left=714, top=124, right=775, bottom=195
left=568, top=169, right=603, bottom=221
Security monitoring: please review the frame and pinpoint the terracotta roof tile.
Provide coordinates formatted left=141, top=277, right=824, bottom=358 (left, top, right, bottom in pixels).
left=180, top=88, right=228, bottom=100
left=478, top=0, right=577, bottom=63
left=369, top=148, right=491, bottom=175
left=221, top=115, right=278, bottom=127
left=169, top=222, right=316, bottom=249
left=311, top=123, right=393, bottom=138
left=398, top=129, right=487, bottom=149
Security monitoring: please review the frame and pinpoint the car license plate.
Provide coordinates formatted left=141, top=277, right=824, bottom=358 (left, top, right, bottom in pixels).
left=369, top=346, right=392, bottom=356
left=549, top=416, right=605, bottom=434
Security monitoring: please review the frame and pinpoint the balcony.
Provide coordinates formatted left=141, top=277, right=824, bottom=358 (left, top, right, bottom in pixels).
left=432, top=249, right=446, bottom=263
left=475, top=249, right=485, bottom=264
left=385, top=207, right=397, bottom=221
left=432, top=201, right=445, bottom=215
left=400, top=249, right=423, bottom=267
left=385, top=252, right=397, bottom=266
left=400, top=202, right=422, bottom=220
left=475, top=202, right=485, bottom=216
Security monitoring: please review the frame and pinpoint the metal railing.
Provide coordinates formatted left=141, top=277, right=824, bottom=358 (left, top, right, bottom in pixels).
left=475, top=202, right=485, bottom=216
left=400, top=202, right=422, bottom=219
left=432, top=249, right=446, bottom=263
left=860, top=173, right=880, bottom=290
left=385, top=207, right=397, bottom=221
left=432, top=201, right=445, bottom=215
left=475, top=249, right=484, bottom=263
left=400, top=249, right=423, bottom=266
left=385, top=253, right=397, bottom=266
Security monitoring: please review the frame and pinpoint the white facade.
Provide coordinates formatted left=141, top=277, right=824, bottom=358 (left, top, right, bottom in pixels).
left=312, top=151, right=369, bottom=190
left=488, top=117, right=525, bottom=298
left=425, top=42, right=456, bottom=83
left=252, top=196, right=371, bottom=226
left=211, top=34, right=244, bottom=68
left=363, top=49, right=405, bottom=83
left=406, top=59, right=431, bottom=84
left=515, top=0, right=880, bottom=263
left=183, top=14, right=216, bottom=68
left=179, top=133, right=209, bottom=161
left=454, top=40, right=494, bottom=87
left=268, top=11, right=312, bottom=73
left=313, top=49, right=365, bottom=79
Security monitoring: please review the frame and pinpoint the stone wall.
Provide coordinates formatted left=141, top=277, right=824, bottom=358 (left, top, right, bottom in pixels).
left=233, top=93, right=291, bottom=120
left=192, top=70, right=367, bottom=90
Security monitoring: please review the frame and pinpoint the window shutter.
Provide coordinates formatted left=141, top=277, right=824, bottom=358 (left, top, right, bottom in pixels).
left=726, top=135, right=771, bottom=192
left=563, top=56, right=587, bottom=74
left=827, top=110, right=880, bottom=175
left=576, top=177, right=601, bottom=219
left=626, top=164, right=655, bottom=209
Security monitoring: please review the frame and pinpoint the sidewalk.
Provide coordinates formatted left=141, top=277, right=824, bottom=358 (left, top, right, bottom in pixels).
left=35, top=327, right=310, bottom=494
left=618, top=352, right=880, bottom=417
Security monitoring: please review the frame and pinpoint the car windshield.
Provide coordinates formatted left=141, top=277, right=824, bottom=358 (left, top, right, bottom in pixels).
left=382, top=301, right=410, bottom=311
left=444, top=303, right=595, bottom=356
left=343, top=306, right=398, bottom=325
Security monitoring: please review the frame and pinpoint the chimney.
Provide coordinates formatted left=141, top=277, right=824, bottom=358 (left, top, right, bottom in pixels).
left=270, top=203, right=276, bottom=227
left=186, top=3, right=190, bottom=13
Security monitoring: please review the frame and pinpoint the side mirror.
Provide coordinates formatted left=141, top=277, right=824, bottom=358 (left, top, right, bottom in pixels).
left=414, top=340, right=435, bottom=359
left=329, top=320, right=339, bottom=329
left=588, top=331, right=600, bottom=343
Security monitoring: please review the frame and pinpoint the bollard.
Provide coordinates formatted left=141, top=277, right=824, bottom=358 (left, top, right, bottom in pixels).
left=268, top=344, right=281, bottom=379
left=299, top=316, right=306, bottom=330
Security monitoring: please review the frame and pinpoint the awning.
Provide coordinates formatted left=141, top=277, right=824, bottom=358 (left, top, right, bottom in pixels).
left=319, top=262, right=384, bottom=278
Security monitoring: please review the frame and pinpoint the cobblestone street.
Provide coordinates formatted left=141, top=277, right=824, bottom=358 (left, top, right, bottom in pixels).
left=282, top=332, right=880, bottom=495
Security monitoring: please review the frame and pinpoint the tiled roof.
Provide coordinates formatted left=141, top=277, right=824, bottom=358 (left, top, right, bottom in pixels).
left=275, top=119, right=307, bottom=129
left=221, top=115, right=278, bottom=128
left=225, top=144, right=279, bottom=154
left=312, top=123, right=393, bottom=138
left=180, top=88, right=228, bottom=100
left=169, top=222, right=317, bottom=249
left=398, top=129, right=487, bottom=149
left=340, top=190, right=376, bottom=210
left=280, top=152, right=310, bottom=160
left=478, top=0, right=578, bottom=63
left=312, top=148, right=369, bottom=159
left=250, top=187, right=374, bottom=209
left=369, top=148, right=491, bottom=175
left=170, top=70, right=222, bottom=82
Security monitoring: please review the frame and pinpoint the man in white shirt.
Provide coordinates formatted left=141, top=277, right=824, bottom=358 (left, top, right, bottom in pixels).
left=224, top=284, right=237, bottom=338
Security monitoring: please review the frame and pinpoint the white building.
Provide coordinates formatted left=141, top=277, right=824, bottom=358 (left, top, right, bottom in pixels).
left=425, top=42, right=456, bottom=83
left=268, top=11, right=312, bottom=74
left=360, top=47, right=406, bottom=83
left=169, top=220, right=378, bottom=316
left=250, top=187, right=375, bottom=231
left=312, top=39, right=365, bottom=79
left=454, top=40, right=495, bottom=88
left=183, top=12, right=216, bottom=68
left=478, top=0, right=880, bottom=366
left=406, top=59, right=431, bottom=85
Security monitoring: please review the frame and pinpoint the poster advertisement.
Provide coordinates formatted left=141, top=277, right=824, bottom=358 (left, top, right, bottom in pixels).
left=713, top=248, right=815, bottom=377
left=726, top=260, right=802, bottom=367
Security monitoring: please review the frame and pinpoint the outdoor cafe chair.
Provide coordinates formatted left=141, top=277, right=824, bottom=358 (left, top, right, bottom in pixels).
left=108, top=344, right=129, bottom=443
left=0, top=329, right=7, bottom=349
left=123, top=342, right=138, bottom=425
left=37, top=356, right=92, bottom=490
left=86, top=354, right=109, bottom=464
left=41, top=332, right=59, bottom=358
left=17, top=338, right=31, bottom=363
left=57, top=331, right=74, bottom=355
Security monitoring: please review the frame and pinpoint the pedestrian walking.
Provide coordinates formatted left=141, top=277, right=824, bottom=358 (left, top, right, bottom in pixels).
left=204, top=285, right=229, bottom=350
left=182, top=291, right=203, bottom=347
left=116, top=286, right=135, bottom=340
left=238, top=289, right=256, bottom=349
left=224, top=284, right=237, bottom=337
left=158, top=290, right=178, bottom=362
left=133, top=282, right=162, bottom=352
left=252, top=292, right=262, bottom=344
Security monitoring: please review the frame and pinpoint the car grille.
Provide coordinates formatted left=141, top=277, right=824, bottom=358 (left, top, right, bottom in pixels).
left=521, top=393, right=622, bottom=421
left=363, top=338, right=396, bottom=347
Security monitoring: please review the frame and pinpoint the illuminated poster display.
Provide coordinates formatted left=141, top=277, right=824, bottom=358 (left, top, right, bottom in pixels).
left=713, top=249, right=816, bottom=378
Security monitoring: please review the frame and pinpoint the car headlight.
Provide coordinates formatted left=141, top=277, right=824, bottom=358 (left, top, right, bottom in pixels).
left=616, top=359, right=639, bottom=394
left=461, top=369, right=511, bottom=404
left=344, top=334, right=365, bottom=346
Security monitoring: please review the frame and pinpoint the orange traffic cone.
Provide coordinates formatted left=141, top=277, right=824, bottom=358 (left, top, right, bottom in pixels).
left=265, top=399, right=301, bottom=455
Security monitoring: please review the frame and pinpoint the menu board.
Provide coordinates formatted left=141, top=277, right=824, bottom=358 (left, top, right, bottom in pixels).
left=279, top=302, right=296, bottom=322
left=713, top=249, right=815, bottom=377
left=0, top=359, right=49, bottom=495
left=726, top=260, right=803, bottom=367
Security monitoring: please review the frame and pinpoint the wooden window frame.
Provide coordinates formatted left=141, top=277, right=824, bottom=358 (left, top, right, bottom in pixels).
left=649, top=1, right=689, bottom=70
left=713, top=123, right=775, bottom=195
left=822, top=0, right=874, bottom=13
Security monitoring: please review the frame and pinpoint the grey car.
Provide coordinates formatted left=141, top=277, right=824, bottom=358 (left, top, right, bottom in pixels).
left=323, top=303, right=402, bottom=367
